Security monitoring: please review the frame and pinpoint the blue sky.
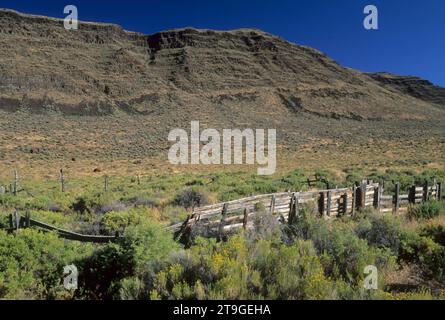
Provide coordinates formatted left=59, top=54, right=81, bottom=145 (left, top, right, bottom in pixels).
left=1, top=0, right=444, bottom=86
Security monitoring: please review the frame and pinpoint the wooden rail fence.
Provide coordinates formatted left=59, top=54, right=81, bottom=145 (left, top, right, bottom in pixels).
left=169, top=180, right=444, bottom=241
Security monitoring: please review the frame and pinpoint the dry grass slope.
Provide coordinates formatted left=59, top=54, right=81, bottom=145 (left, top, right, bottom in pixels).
left=0, top=9, right=444, bottom=176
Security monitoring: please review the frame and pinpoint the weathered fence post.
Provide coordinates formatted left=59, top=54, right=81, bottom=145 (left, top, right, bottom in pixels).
left=174, top=214, right=191, bottom=241
left=104, top=175, right=109, bottom=192
left=14, top=210, right=19, bottom=231
left=394, top=182, right=400, bottom=214
left=319, top=192, right=325, bottom=217
left=218, top=203, right=229, bottom=241
left=352, top=185, right=357, bottom=216
left=25, top=210, right=30, bottom=228
left=288, top=194, right=299, bottom=225
left=375, top=181, right=383, bottom=211
left=8, top=213, right=13, bottom=230
left=423, top=181, right=429, bottom=202
left=288, top=195, right=295, bottom=224
left=438, top=182, right=443, bottom=201
left=432, top=179, right=437, bottom=200
left=360, top=182, right=367, bottom=210
left=243, top=208, right=248, bottom=230
left=326, top=190, right=332, bottom=217
left=409, top=185, right=416, bottom=204
left=13, top=170, right=18, bottom=196
left=341, top=193, right=348, bottom=216
left=60, top=168, right=65, bottom=193
left=270, top=195, right=276, bottom=214
left=294, top=195, right=300, bottom=220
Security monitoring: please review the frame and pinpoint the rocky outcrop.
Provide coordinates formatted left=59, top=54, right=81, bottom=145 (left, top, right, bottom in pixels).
left=368, top=72, right=445, bottom=108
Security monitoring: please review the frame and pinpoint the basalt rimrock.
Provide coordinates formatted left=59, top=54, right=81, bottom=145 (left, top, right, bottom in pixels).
left=1, top=8, right=445, bottom=121
left=367, top=72, right=445, bottom=108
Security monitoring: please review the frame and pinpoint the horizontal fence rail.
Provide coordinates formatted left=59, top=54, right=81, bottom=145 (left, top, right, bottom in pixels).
left=7, top=211, right=121, bottom=243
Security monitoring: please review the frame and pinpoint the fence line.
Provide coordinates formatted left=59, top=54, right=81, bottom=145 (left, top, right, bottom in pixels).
left=4, top=180, right=444, bottom=243
left=170, top=180, right=444, bottom=241
left=7, top=211, right=121, bottom=243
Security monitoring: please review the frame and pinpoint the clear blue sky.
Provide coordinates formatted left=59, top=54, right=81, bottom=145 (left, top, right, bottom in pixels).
left=1, top=0, right=444, bottom=86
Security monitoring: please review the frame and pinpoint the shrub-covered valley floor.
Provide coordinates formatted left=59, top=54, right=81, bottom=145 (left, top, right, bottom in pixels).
left=1, top=168, right=445, bottom=300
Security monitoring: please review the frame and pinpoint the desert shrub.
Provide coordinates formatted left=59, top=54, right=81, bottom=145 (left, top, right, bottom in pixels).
left=0, top=213, right=9, bottom=229
left=344, top=168, right=365, bottom=185
left=399, top=229, right=435, bottom=264
left=355, top=213, right=404, bottom=254
left=70, top=192, right=123, bottom=215
left=408, top=200, right=444, bottom=221
left=319, top=226, right=393, bottom=285
left=399, top=229, right=445, bottom=281
left=96, top=201, right=126, bottom=215
left=420, top=224, right=445, bottom=246
left=147, top=235, right=341, bottom=300
left=252, top=182, right=278, bottom=194
left=220, top=185, right=255, bottom=201
left=313, top=169, right=342, bottom=188
left=371, top=170, right=415, bottom=194
left=279, top=169, right=305, bottom=190
left=290, top=213, right=395, bottom=285
left=129, top=197, right=158, bottom=208
left=0, top=194, right=26, bottom=209
left=421, top=246, right=445, bottom=282
left=101, top=207, right=160, bottom=234
left=162, top=205, right=189, bottom=223
left=76, top=219, right=103, bottom=236
left=119, top=277, right=145, bottom=300
left=0, top=229, right=92, bottom=299
left=75, top=241, right=135, bottom=299
left=47, top=202, right=64, bottom=212
left=173, top=189, right=211, bottom=209
left=70, top=196, right=90, bottom=215
left=247, top=212, right=283, bottom=243
left=76, top=222, right=178, bottom=299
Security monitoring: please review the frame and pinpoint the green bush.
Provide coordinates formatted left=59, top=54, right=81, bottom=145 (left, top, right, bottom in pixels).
left=355, top=213, right=404, bottom=254
left=420, top=224, right=445, bottom=246
left=289, top=213, right=395, bottom=285
left=421, top=246, right=445, bottom=282
left=173, top=189, right=211, bottom=209
left=398, top=227, right=445, bottom=283
left=0, top=229, right=92, bottom=299
left=76, top=221, right=179, bottom=299
left=399, top=229, right=435, bottom=264
left=101, top=207, right=158, bottom=234
left=408, top=201, right=444, bottom=221
left=147, top=236, right=343, bottom=300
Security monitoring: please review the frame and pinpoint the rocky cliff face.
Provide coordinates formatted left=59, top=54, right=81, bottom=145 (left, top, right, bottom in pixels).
left=0, top=8, right=444, bottom=121
left=368, top=72, right=445, bottom=107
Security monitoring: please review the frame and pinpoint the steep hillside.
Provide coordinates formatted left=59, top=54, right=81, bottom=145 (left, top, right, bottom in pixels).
left=1, top=8, right=445, bottom=121
left=0, top=9, right=444, bottom=176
